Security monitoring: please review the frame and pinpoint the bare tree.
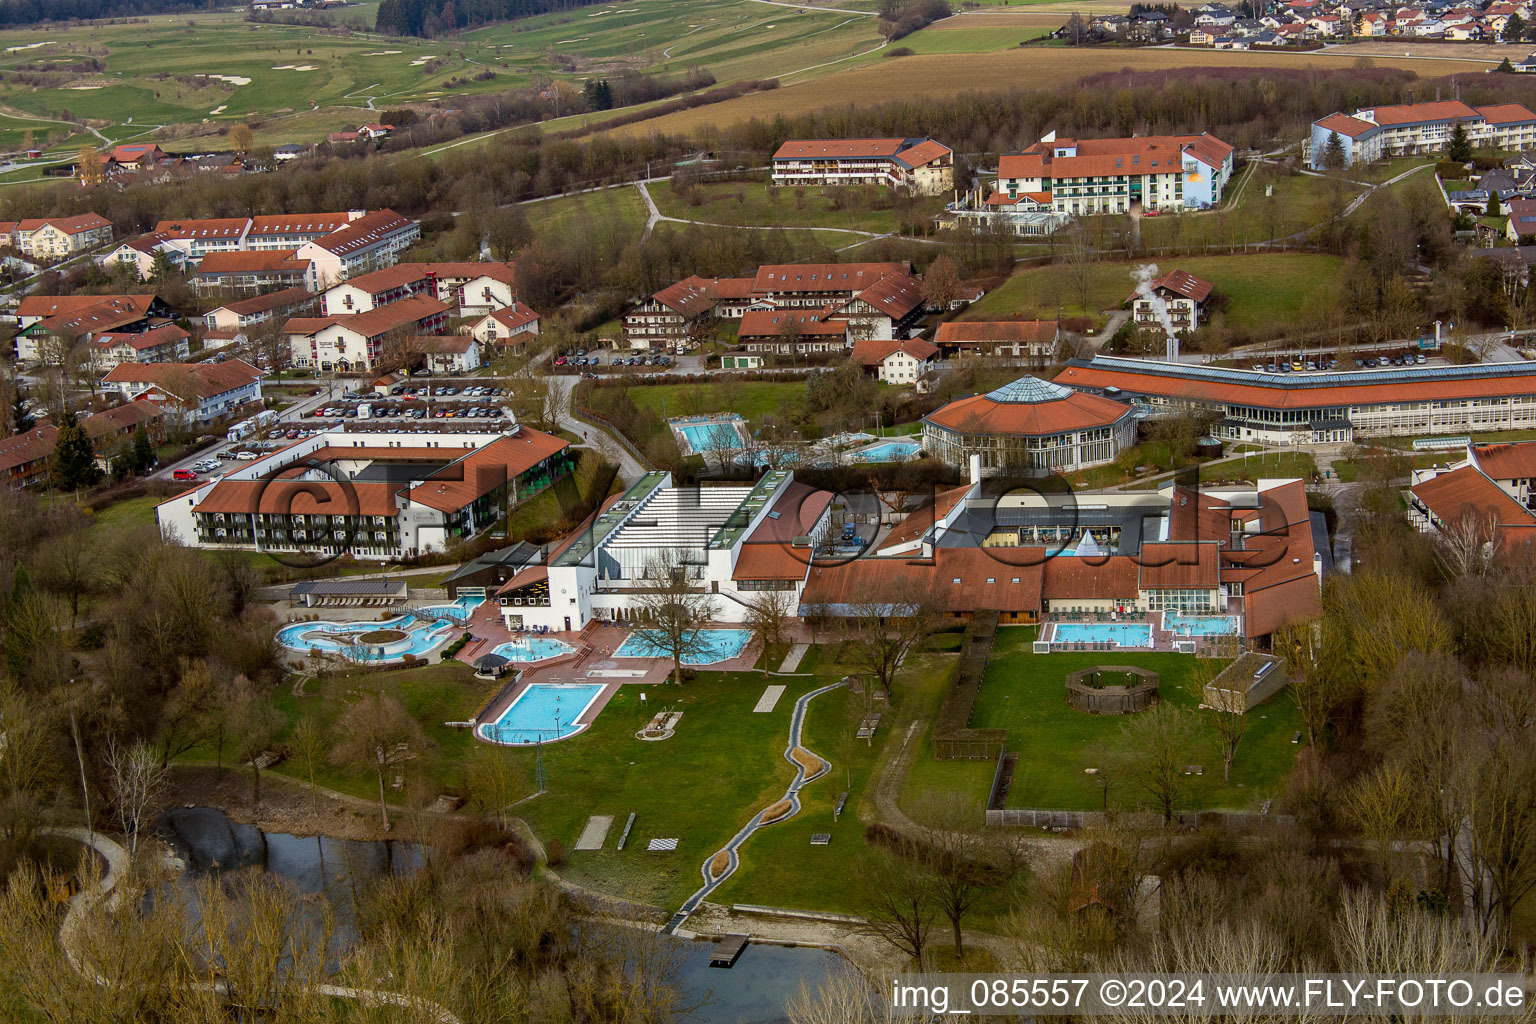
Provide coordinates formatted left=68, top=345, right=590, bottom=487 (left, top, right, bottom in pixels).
left=463, top=744, right=526, bottom=831
left=1110, top=702, right=1197, bottom=826
left=911, top=789, right=1028, bottom=960
left=228, top=676, right=283, bottom=804
left=1190, top=649, right=1247, bottom=783
left=921, top=255, right=963, bottom=312
left=788, top=964, right=897, bottom=1024
left=1435, top=505, right=1499, bottom=578
left=290, top=716, right=328, bottom=819
left=105, top=738, right=170, bottom=860
left=627, top=549, right=720, bottom=686
left=1272, top=621, right=1335, bottom=747
left=744, top=587, right=796, bottom=664
left=835, top=585, right=943, bottom=698
left=330, top=691, right=429, bottom=829
left=858, top=845, right=938, bottom=967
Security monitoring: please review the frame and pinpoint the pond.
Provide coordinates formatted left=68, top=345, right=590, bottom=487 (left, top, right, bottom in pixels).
left=155, top=808, right=845, bottom=1021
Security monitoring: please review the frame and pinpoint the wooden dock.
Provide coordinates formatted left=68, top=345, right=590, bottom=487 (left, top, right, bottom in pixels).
left=708, top=934, right=750, bottom=968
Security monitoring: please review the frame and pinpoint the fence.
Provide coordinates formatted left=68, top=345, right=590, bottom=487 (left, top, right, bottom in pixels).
left=933, top=611, right=1007, bottom=760
left=985, top=806, right=1298, bottom=830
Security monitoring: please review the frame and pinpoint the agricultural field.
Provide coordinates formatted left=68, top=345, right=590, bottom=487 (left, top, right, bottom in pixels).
left=963, top=252, right=1344, bottom=327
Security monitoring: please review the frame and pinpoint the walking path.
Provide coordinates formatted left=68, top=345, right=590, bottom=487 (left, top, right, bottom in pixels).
left=778, top=643, right=810, bottom=672
left=663, top=680, right=845, bottom=933
left=633, top=180, right=943, bottom=247
left=42, top=825, right=464, bottom=1023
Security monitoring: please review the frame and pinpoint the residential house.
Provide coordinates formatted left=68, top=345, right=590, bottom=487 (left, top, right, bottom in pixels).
left=89, top=323, right=191, bottom=372
left=359, top=123, right=395, bottom=140
left=321, top=264, right=433, bottom=315
left=1127, top=268, right=1215, bottom=335
left=737, top=308, right=851, bottom=355
left=1507, top=197, right=1536, bottom=242
left=413, top=335, right=483, bottom=374
left=189, top=250, right=313, bottom=296
left=0, top=426, right=58, bottom=490
left=15, top=214, right=113, bottom=260
left=933, top=319, right=1060, bottom=362
left=1310, top=101, right=1536, bottom=168
left=770, top=137, right=955, bottom=195
left=105, top=143, right=166, bottom=177
left=293, top=210, right=421, bottom=288
left=14, top=294, right=172, bottom=364
left=284, top=295, right=452, bottom=372
left=96, top=232, right=184, bottom=280
left=244, top=212, right=356, bottom=251
left=151, top=216, right=252, bottom=260
left=851, top=337, right=939, bottom=385
left=204, top=287, right=316, bottom=333
left=470, top=302, right=541, bottom=348
left=101, top=359, right=265, bottom=423
left=622, top=275, right=735, bottom=352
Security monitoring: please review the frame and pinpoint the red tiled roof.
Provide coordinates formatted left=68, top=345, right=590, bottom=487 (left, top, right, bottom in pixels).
left=744, top=481, right=833, bottom=545
left=738, top=308, right=849, bottom=338
left=1128, top=268, right=1213, bottom=304
left=304, top=209, right=414, bottom=256
left=855, top=272, right=925, bottom=319
left=484, top=302, right=539, bottom=332
left=894, top=138, right=952, bottom=169
left=1365, top=100, right=1478, bottom=125
left=0, top=425, right=57, bottom=475
left=925, top=386, right=1133, bottom=436
left=153, top=217, right=249, bottom=239
left=193, top=249, right=308, bottom=275
left=195, top=479, right=401, bottom=516
left=248, top=213, right=353, bottom=236
left=1000, top=133, right=1233, bottom=180
left=1138, top=540, right=1221, bottom=589
left=39, top=296, right=160, bottom=338
left=774, top=138, right=907, bottom=159
left=753, top=262, right=907, bottom=294
left=17, top=213, right=111, bottom=234
left=292, top=295, right=450, bottom=338
left=851, top=337, right=938, bottom=366
left=1475, top=103, right=1536, bottom=126
left=936, top=320, right=1058, bottom=345
left=413, top=335, right=475, bottom=354
left=93, top=323, right=188, bottom=352
left=19, top=293, right=153, bottom=319
left=409, top=261, right=518, bottom=285
left=335, top=263, right=429, bottom=294
left=1042, top=554, right=1140, bottom=600
left=1411, top=465, right=1536, bottom=527
left=103, top=358, right=263, bottom=401
left=802, top=547, right=1045, bottom=614
left=732, top=543, right=814, bottom=581
left=1472, top=441, right=1536, bottom=480
left=81, top=402, right=161, bottom=438
left=214, top=286, right=315, bottom=317
left=406, top=429, right=569, bottom=512
left=651, top=275, right=719, bottom=318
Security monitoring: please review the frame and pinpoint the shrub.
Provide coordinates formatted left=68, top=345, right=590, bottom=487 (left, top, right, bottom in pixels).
left=884, top=46, right=915, bottom=57
left=545, top=838, right=567, bottom=867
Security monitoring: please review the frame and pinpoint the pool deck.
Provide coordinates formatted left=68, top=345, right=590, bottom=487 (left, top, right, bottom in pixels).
left=1040, top=608, right=1244, bottom=653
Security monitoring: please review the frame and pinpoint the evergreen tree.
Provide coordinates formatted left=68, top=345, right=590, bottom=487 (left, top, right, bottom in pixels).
left=149, top=249, right=177, bottom=282
left=1322, top=130, right=1347, bottom=171
left=131, top=424, right=155, bottom=474
left=52, top=414, right=101, bottom=492
left=1448, top=122, right=1473, bottom=163
left=11, top=390, right=32, bottom=434
left=1488, top=192, right=1502, bottom=217
left=1498, top=57, right=1517, bottom=73
left=1504, top=12, right=1524, bottom=42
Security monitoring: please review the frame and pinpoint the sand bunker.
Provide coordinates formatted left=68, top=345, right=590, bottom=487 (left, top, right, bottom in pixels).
left=408, top=55, right=438, bottom=65
left=362, top=50, right=402, bottom=55
left=67, top=85, right=102, bottom=90
left=272, top=64, right=318, bottom=71
left=197, top=73, right=251, bottom=86
left=5, top=41, right=53, bottom=53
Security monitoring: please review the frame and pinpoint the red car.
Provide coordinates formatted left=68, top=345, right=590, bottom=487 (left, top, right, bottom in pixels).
left=173, top=469, right=198, bottom=481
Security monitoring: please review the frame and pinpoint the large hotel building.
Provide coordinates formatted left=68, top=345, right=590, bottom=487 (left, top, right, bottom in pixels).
left=1309, top=101, right=1536, bottom=168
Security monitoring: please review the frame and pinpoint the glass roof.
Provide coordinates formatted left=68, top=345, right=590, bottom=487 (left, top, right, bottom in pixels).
left=985, top=376, right=1075, bottom=404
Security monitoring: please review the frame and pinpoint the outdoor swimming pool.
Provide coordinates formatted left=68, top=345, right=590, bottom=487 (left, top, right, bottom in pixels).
left=613, top=628, right=753, bottom=664
left=1163, top=613, right=1239, bottom=636
left=490, top=638, right=576, bottom=662
left=277, top=612, right=460, bottom=662
left=673, top=418, right=743, bottom=454
left=478, top=683, right=604, bottom=745
left=415, top=595, right=485, bottom=622
left=1050, top=622, right=1154, bottom=648
left=849, top=440, right=923, bottom=463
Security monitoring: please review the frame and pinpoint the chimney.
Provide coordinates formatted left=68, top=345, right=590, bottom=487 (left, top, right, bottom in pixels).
left=1166, top=335, right=1180, bottom=362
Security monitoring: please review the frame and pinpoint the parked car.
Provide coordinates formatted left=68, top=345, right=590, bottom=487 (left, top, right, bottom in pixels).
left=173, top=468, right=198, bottom=481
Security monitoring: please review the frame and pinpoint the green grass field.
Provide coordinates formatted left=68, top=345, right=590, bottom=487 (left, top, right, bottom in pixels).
left=647, top=179, right=939, bottom=235
left=963, top=252, right=1344, bottom=326
left=525, top=185, right=648, bottom=244
left=623, top=379, right=809, bottom=427
left=903, top=627, right=1303, bottom=815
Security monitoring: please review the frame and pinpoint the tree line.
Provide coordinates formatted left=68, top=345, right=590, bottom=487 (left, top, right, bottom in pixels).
left=375, top=0, right=608, bottom=36
left=0, top=0, right=238, bottom=26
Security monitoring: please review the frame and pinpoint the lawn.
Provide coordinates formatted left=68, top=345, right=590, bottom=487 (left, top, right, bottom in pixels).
left=503, top=449, right=621, bottom=544
left=619, top=379, right=809, bottom=427
left=646, top=180, right=939, bottom=235
left=961, top=253, right=1343, bottom=326
left=524, top=186, right=648, bottom=246
left=903, top=627, right=1303, bottom=815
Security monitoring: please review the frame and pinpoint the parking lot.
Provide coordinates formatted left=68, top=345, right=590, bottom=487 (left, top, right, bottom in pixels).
left=1248, top=350, right=1433, bottom=373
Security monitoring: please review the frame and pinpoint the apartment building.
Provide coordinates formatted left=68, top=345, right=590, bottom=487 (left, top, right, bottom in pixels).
left=771, top=137, right=955, bottom=195
left=1056, top=355, right=1536, bottom=444
left=204, top=287, right=317, bottom=333
left=152, top=209, right=418, bottom=275
left=851, top=337, right=938, bottom=384
left=102, top=359, right=265, bottom=423
left=15, top=214, right=113, bottom=260
left=991, top=132, right=1235, bottom=217
left=190, top=250, right=314, bottom=296
left=284, top=295, right=452, bottom=372
left=89, top=323, right=191, bottom=372
left=622, top=276, right=750, bottom=352
left=1128, top=268, right=1215, bottom=335
left=933, top=320, right=1060, bottom=363
left=1309, top=101, right=1536, bottom=168
left=294, top=210, right=421, bottom=287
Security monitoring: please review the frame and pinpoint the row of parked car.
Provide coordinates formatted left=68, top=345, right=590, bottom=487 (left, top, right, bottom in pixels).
left=1251, top=352, right=1429, bottom=373
left=554, top=353, right=672, bottom=368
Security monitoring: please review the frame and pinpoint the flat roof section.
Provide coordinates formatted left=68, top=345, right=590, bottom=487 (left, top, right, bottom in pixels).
left=553, top=471, right=669, bottom=568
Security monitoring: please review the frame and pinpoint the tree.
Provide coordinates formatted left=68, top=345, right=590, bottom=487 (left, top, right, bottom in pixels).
left=1321, top=130, right=1347, bottom=171
left=463, top=744, right=526, bottom=830
left=10, top=389, right=32, bottom=433
left=1111, top=702, right=1197, bottom=826
left=912, top=789, right=1027, bottom=959
left=1272, top=621, right=1334, bottom=747
left=1190, top=646, right=1247, bottom=782
left=35, top=519, right=94, bottom=626
left=858, top=845, right=939, bottom=966
left=744, top=587, right=796, bottom=663
left=1448, top=122, right=1473, bottom=164
left=1504, top=12, right=1525, bottom=42
left=1488, top=191, right=1502, bottom=218
left=104, top=738, right=169, bottom=860
left=228, top=676, right=283, bottom=804
left=331, top=691, right=428, bottom=830
left=290, top=716, right=328, bottom=819
left=228, top=122, right=254, bottom=153
left=77, top=144, right=104, bottom=187
left=778, top=314, right=804, bottom=362
left=52, top=414, right=101, bottom=492
left=130, top=424, right=155, bottom=475
left=627, top=550, right=720, bottom=685
left=921, top=254, right=963, bottom=311
left=835, top=584, right=942, bottom=698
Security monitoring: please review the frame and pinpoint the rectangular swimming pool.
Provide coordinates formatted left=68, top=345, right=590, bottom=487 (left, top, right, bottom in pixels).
left=478, top=683, right=604, bottom=745
left=1163, top=614, right=1239, bottom=636
left=675, top=421, right=741, bottom=453
left=850, top=441, right=922, bottom=463
left=1050, top=622, right=1154, bottom=648
left=613, top=628, right=753, bottom=664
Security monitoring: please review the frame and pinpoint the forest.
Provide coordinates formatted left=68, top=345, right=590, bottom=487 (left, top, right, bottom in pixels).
left=0, top=0, right=239, bottom=27
left=374, top=0, right=607, bottom=37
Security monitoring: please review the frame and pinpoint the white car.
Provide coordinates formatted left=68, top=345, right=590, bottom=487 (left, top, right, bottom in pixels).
left=235, top=451, right=259, bottom=461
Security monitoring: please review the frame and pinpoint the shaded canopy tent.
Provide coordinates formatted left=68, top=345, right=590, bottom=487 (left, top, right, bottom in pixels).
left=289, top=578, right=408, bottom=607
left=472, top=653, right=512, bottom=678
